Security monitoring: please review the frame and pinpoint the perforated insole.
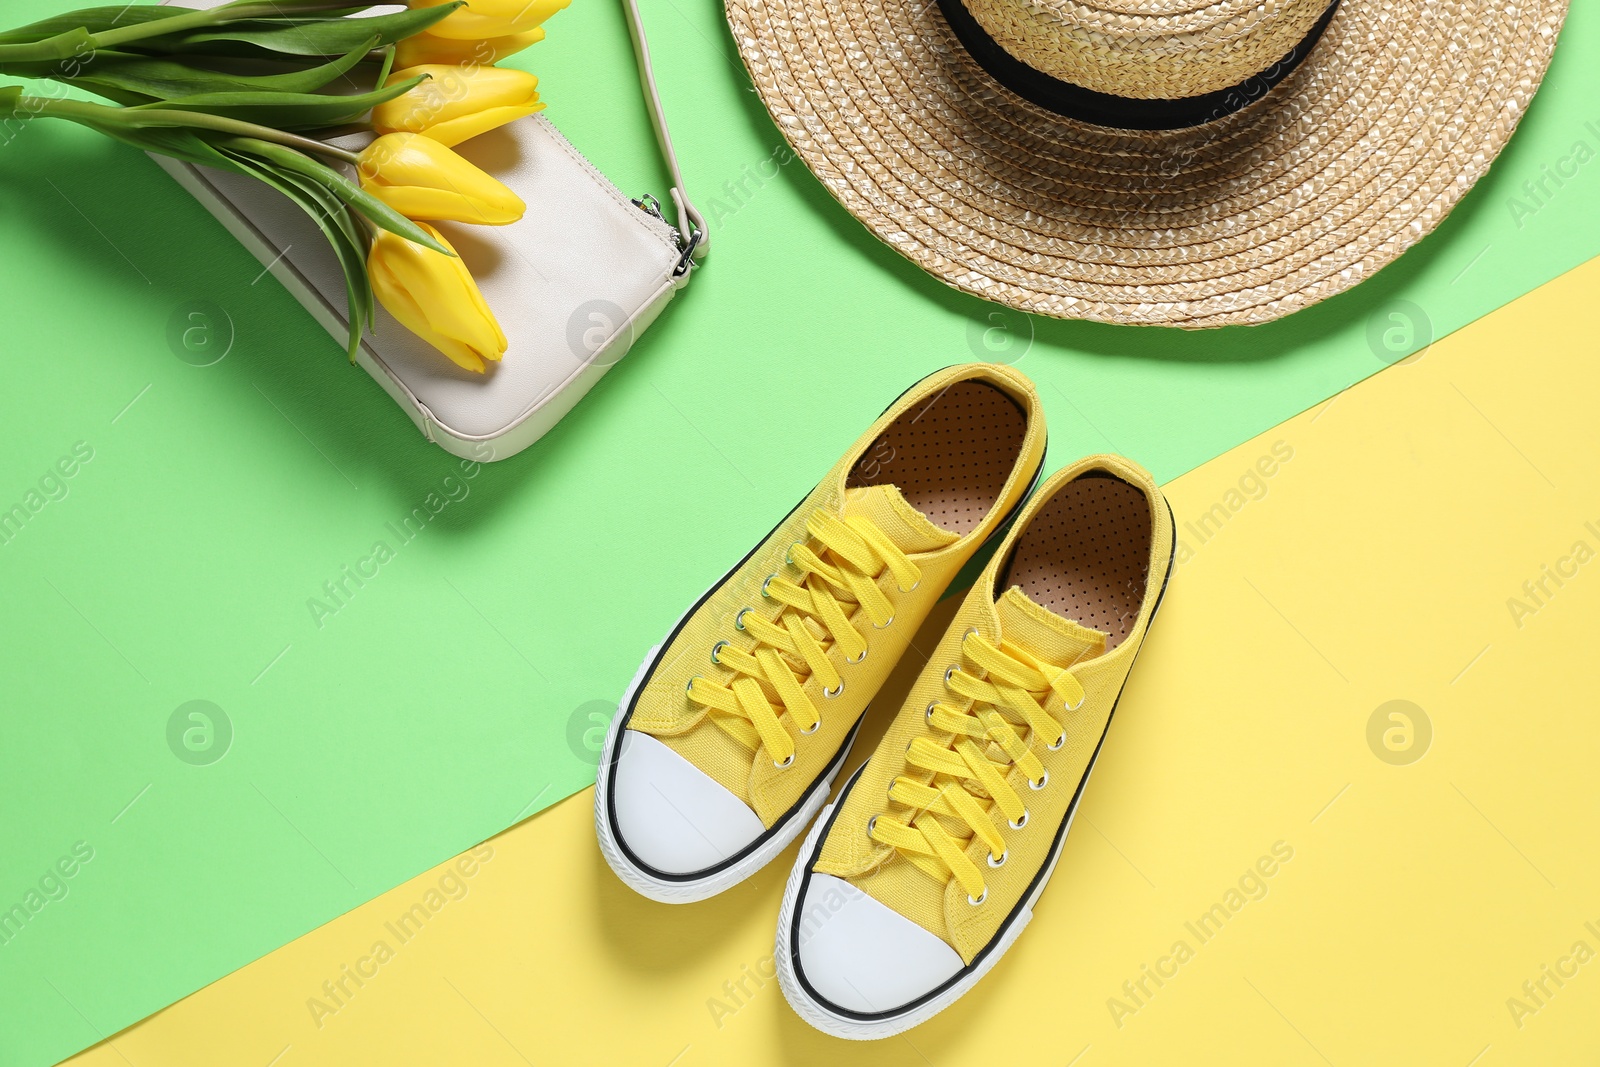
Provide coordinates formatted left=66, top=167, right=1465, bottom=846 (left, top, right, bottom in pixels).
left=847, top=380, right=1026, bottom=536
left=1001, top=472, right=1152, bottom=649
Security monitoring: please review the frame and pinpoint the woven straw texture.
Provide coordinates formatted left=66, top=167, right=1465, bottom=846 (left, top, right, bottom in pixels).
left=726, top=0, right=1569, bottom=327
left=964, top=0, right=1332, bottom=97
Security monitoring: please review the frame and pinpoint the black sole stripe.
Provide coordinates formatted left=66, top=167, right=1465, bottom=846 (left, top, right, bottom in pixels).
left=600, top=376, right=1048, bottom=886
left=789, top=497, right=1178, bottom=1021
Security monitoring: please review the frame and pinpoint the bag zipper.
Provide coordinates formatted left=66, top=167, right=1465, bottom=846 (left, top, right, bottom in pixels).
left=633, top=193, right=701, bottom=279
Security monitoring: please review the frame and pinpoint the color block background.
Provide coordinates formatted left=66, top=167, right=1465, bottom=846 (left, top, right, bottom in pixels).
left=1, top=1, right=1598, bottom=1065
left=65, top=252, right=1600, bottom=1067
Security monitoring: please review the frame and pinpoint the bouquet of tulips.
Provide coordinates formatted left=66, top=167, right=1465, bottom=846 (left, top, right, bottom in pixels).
left=0, top=0, right=567, bottom=372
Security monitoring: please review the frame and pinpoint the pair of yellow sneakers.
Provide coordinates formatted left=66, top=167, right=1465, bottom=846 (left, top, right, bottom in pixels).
left=594, top=363, right=1174, bottom=1039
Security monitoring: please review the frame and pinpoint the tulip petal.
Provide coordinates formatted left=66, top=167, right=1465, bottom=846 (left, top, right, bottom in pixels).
left=404, top=234, right=506, bottom=358
left=394, top=27, right=544, bottom=67
left=371, top=253, right=485, bottom=372
left=425, top=104, right=543, bottom=147
left=413, top=0, right=571, bottom=40
left=359, top=133, right=527, bottom=225
left=372, top=66, right=542, bottom=146
left=367, top=185, right=463, bottom=223
left=378, top=185, right=523, bottom=226
left=368, top=222, right=507, bottom=371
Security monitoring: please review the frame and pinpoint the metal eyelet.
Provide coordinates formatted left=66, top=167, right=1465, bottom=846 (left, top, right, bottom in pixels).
left=1064, top=695, right=1085, bottom=711
left=961, top=627, right=979, bottom=645
left=925, top=701, right=938, bottom=723
left=824, top=681, right=844, bottom=699
left=734, top=607, right=751, bottom=630
left=685, top=675, right=702, bottom=694
left=710, top=640, right=729, bottom=664
left=873, top=614, right=895, bottom=630
left=846, top=646, right=867, bottom=665
left=761, top=573, right=778, bottom=597
left=1047, top=732, right=1067, bottom=751
left=774, top=753, right=795, bottom=769
left=898, top=579, right=921, bottom=594
left=1029, top=770, right=1050, bottom=791
left=784, top=540, right=805, bottom=566
left=1008, top=810, right=1029, bottom=830
left=943, top=664, right=960, bottom=684
left=801, top=718, right=821, bottom=735
left=987, top=850, right=1008, bottom=868
left=967, top=889, right=987, bottom=906
left=866, top=815, right=878, bottom=837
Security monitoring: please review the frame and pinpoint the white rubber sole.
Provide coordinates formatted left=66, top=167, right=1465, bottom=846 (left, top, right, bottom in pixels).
left=593, top=598, right=863, bottom=905
left=593, top=450, right=1052, bottom=906
left=775, top=499, right=1175, bottom=1039
left=774, top=746, right=1097, bottom=1040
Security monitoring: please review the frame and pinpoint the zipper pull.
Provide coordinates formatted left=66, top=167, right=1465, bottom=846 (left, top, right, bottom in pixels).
left=634, top=192, right=696, bottom=278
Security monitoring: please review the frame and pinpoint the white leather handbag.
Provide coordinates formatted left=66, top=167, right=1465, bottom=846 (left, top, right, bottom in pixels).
left=155, top=0, right=706, bottom=461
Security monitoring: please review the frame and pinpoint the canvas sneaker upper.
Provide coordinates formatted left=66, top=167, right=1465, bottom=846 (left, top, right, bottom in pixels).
left=596, top=364, right=1048, bottom=901
left=782, top=454, right=1174, bottom=1029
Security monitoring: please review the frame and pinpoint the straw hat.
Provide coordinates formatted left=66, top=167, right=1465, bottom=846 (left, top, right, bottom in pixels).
left=727, top=0, right=1569, bottom=327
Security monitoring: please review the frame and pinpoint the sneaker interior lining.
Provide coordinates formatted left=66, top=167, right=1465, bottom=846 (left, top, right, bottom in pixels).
left=847, top=380, right=1027, bottom=536
left=1001, top=472, right=1152, bottom=651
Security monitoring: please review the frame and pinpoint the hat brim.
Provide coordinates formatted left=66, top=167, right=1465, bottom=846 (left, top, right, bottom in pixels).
left=726, top=0, right=1569, bottom=327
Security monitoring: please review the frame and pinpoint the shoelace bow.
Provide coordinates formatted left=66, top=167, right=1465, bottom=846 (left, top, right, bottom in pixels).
left=869, top=631, right=1086, bottom=903
left=687, top=508, right=922, bottom=767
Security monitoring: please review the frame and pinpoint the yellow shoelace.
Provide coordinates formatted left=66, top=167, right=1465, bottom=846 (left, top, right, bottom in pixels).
left=869, top=631, right=1086, bottom=903
left=687, top=508, right=922, bottom=767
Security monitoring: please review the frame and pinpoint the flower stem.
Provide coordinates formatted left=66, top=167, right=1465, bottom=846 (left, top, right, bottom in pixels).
left=94, top=3, right=377, bottom=47
left=20, top=94, right=361, bottom=164
left=0, top=3, right=378, bottom=62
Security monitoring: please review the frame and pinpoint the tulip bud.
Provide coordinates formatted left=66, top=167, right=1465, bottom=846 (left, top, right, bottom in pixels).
left=371, top=64, right=543, bottom=148
left=394, top=27, right=544, bottom=69
left=359, top=133, right=525, bottom=226
left=408, top=0, right=570, bottom=41
left=369, top=222, right=507, bottom=373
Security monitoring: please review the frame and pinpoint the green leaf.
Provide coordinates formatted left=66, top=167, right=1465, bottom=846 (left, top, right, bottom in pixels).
left=374, top=43, right=395, bottom=88
left=333, top=171, right=449, bottom=254
left=145, top=6, right=459, bottom=58
left=130, top=75, right=422, bottom=130
left=262, top=166, right=372, bottom=359
left=0, top=7, right=193, bottom=46
left=219, top=1, right=375, bottom=11
left=223, top=147, right=372, bottom=360
left=278, top=168, right=373, bottom=335
left=72, top=119, right=246, bottom=171
left=0, top=28, right=95, bottom=67
left=63, top=36, right=378, bottom=101
left=145, top=126, right=246, bottom=170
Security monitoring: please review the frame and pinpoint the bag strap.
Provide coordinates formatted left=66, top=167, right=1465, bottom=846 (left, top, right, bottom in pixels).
left=621, top=0, right=708, bottom=265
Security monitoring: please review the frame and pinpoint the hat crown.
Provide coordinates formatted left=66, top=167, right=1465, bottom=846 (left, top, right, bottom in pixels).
left=964, top=0, right=1334, bottom=99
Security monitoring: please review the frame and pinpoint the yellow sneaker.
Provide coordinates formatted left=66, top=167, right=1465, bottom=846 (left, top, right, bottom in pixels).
left=595, top=365, right=1047, bottom=903
left=776, top=454, right=1175, bottom=1036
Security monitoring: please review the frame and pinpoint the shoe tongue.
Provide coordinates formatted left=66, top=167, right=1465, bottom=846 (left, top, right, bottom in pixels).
left=841, top=485, right=960, bottom=553
left=995, top=586, right=1107, bottom=667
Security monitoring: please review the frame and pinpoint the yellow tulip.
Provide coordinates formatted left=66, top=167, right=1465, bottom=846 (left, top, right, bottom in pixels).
left=359, top=133, right=525, bottom=226
left=409, top=0, right=569, bottom=41
left=369, top=223, right=507, bottom=373
left=394, top=26, right=544, bottom=68
left=372, top=64, right=543, bottom=148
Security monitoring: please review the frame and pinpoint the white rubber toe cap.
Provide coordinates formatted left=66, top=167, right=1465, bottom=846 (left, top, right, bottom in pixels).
left=610, top=730, right=766, bottom=877
left=793, top=874, right=965, bottom=1014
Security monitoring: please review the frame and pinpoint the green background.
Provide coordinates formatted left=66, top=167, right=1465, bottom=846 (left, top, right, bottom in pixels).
left=0, top=1, right=1596, bottom=1065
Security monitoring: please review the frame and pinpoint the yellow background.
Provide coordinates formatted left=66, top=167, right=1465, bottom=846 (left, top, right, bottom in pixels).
left=70, top=259, right=1600, bottom=1065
